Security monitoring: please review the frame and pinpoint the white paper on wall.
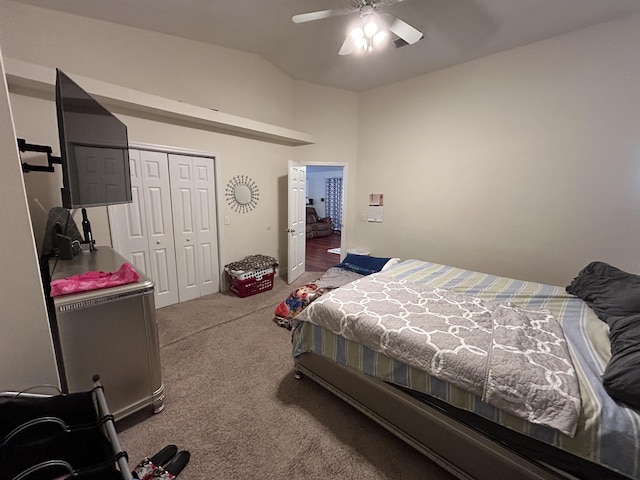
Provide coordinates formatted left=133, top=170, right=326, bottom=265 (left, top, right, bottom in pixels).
left=368, top=193, right=383, bottom=222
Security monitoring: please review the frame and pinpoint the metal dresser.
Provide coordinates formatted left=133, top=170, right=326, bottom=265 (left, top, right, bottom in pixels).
left=49, top=246, right=164, bottom=420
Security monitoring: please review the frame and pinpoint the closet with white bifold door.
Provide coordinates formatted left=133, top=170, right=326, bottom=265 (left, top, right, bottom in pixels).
left=108, top=148, right=220, bottom=309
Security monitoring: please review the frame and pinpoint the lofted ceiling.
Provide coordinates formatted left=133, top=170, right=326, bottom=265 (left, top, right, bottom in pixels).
left=10, top=0, right=640, bottom=92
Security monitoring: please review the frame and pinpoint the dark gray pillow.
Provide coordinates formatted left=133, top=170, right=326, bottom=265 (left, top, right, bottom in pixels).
left=566, top=261, right=640, bottom=324
left=602, top=313, right=640, bottom=409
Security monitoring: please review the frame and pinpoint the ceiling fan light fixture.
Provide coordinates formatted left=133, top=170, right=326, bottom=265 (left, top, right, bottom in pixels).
left=364, top=19, right=379, bottom=37
left=350, top=26, right=365, bottom=39
left=349, top=17, right=388, bottom=53
left=354, top=37, right=367, bottom=50
left=293, top=0, right=420, bottom=56
left=373, top=30, right=387, bottom=45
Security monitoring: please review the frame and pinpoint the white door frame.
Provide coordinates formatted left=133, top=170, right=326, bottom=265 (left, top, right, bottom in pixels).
left=301, top=162, right=348, bottom=266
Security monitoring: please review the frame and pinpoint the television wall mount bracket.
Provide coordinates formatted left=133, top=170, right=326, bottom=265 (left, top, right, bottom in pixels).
left=18, top=138, right=62, bottom=173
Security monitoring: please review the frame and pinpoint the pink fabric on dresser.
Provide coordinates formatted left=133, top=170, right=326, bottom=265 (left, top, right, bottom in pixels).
left=50, top=262, right=140, bottom=297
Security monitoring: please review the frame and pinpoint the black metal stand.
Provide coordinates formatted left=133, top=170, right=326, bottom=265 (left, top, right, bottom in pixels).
left=0, top=377, right=132, bottom=479
left=81, top=208, right=96, bottom=252
left=17, top=138, right=62, bottom=173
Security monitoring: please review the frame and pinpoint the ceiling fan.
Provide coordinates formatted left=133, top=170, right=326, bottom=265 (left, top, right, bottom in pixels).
left=292, top=0, right=424, bottom=55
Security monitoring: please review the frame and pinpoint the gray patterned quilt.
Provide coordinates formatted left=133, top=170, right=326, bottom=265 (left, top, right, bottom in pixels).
left=297, top=273, right=581, bottom=436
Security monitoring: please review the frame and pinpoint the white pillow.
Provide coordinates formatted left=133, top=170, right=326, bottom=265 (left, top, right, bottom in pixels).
left=381, top=258, right=401, bottom=271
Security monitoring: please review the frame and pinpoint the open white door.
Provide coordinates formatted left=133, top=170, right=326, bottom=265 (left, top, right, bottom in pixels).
left=288, top=161, right=306, bottom=284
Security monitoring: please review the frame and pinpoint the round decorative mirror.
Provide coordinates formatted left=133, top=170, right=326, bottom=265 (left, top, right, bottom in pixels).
left=234, top=184, right=252, bottom=205
left=225, top=175, right=259, bottom=213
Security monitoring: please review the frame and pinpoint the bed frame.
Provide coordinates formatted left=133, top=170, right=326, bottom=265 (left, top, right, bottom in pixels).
left=294, top=352, right=577, bottom=480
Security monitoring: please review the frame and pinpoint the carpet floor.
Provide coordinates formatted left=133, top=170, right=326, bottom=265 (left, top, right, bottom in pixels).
left=116, top=272, right=457, bottom=479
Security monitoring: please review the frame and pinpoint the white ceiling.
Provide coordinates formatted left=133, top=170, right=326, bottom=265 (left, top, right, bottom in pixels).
left=11, top=0, right=640, bottom=92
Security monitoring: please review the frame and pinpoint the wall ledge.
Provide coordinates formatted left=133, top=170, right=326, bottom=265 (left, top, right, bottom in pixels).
left=4, top=58, right=314, bottom=147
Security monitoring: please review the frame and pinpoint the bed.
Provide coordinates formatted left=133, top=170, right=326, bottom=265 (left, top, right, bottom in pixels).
left=286, top=258, right=640, bottom=480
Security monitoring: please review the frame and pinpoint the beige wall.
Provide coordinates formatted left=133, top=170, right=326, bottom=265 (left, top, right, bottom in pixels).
left=0, top=46, right=59, bottom=390
left=0, top=1, right=301, bottom=269
left=354, top=13, right=640, bottom=286
left=0, top=1, right=293, bottom=128
left=292, top=80, right=359, bottom=250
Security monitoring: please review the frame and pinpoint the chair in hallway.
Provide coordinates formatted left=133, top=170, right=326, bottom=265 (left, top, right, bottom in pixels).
left=306, top=206, right=332, bottom=239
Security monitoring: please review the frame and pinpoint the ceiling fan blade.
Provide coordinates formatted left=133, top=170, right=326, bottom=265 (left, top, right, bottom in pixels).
left=384, top=14, right=423, bottom=44
left=338, top=35, right=354, bottom=56
left=379, top=0, right=407, bottom=5
left=292, top=9, right=353, bottom=24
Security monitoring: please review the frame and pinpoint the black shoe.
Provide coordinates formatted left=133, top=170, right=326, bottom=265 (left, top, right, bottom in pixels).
left=132, top=444, right=178, bottom=480
left=151, top=450, right=190, bottom=479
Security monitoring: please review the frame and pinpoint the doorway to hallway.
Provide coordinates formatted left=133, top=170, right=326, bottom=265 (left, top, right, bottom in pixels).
left=305, top=165, right=344, bottom=272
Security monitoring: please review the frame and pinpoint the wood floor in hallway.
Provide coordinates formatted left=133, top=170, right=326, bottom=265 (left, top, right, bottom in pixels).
left=306, top=233, right=341, bottom=272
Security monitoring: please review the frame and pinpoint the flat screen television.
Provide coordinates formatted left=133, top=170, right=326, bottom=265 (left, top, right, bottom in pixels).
left=55, top=68, right=132, bottom=209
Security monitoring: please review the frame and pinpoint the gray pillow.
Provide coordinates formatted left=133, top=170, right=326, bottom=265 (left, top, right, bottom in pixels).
left=566, top=261, right=640, bottom=323
left=602, top=313, right=640, bottom=409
